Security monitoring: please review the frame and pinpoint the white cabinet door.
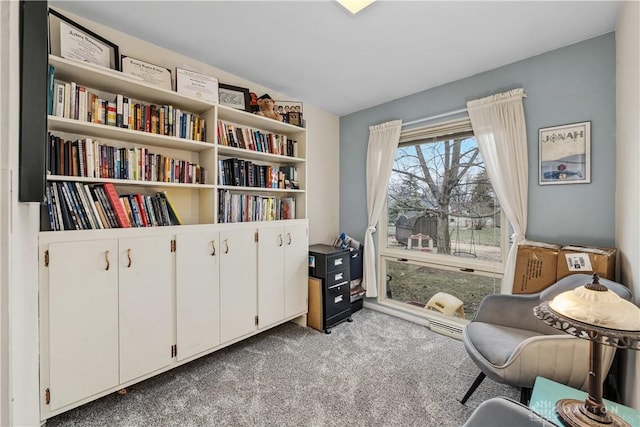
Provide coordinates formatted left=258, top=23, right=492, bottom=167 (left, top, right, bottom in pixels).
left=48, top=239, right=119, bottom=411
left=284, top=222, right=309, bottom=318
left=257, top=225, right=285, bottom=329
left=219, top=227, right=257, bottom=343
left=175, top=231, right=220, bottom=361
left=118, top=235, right=174, bottom=383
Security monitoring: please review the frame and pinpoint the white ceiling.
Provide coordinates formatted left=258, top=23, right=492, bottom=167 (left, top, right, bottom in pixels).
left=53, top=1, right=622, bottom=117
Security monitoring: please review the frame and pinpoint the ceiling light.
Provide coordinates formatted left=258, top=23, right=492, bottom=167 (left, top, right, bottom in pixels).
left=336, top=0, right=375, bottom=15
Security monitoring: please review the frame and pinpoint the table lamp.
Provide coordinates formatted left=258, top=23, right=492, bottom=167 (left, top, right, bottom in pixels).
left=533, top=273, right=640, bottom=427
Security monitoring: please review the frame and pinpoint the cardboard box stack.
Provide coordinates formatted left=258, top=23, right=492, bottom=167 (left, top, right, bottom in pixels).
left=556, top=245, right=616, bottom=281
left=512, top=240, right=561, bottom=294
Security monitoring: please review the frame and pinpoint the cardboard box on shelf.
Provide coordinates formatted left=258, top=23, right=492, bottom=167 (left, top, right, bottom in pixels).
left=512, top=240, right=561, bottom=294
left=556, top=245, right=616, bottom=281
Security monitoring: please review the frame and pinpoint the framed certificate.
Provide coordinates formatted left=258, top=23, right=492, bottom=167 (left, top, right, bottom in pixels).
left=176, top=68, right=219, bottom=104
left=48, top=9, right=119, bottom=70
left=122, top=56, right=172, bottom=90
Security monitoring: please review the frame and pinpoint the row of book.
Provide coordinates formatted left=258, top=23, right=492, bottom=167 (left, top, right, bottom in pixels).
left=218, top=190, right=296, bottom=224
left=45, top=181, right=181, bottom=231
left=48, top=66, right=207, bottom=141
left=218, top=158, right=298, bottom=189
left=47, top=133, right=206, bottom=184
left=217, top=120, right=298, bottom=157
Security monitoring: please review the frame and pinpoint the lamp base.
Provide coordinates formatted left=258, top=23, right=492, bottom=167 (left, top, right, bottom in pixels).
left=556, top=399, right=630, bottom=427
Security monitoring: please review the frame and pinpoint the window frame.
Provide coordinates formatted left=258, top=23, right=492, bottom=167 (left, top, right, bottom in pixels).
left=377, top=117, right=510, bottom=311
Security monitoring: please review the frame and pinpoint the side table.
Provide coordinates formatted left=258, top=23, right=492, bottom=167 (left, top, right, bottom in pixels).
left=529, top=376, right=640, bottom=426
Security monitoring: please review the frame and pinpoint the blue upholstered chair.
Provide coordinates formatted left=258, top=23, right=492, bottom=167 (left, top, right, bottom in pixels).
left=460, top=274, right=633, bottom=404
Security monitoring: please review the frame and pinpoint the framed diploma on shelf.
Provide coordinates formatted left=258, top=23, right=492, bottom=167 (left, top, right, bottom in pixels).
left=48, top=9, right=119, bottom=70
left=121, top=56, right=172, bottom=90
left=176, top=68, right=219, bottom=104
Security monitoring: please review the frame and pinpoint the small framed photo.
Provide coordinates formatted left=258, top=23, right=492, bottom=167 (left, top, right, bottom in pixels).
left=176, top=68, right=219, bottom=103
left=275, top=100, right=303, bottom=126
left=48, top=8, right=120, bottom=70
left=121, top=55, right=172, bottom=90
left=539, top=121, right=591, bottom=185
left=218, top=84, right=251, bottom=111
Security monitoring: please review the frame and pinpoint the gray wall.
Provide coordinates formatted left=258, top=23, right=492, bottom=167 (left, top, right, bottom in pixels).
left=340, top=33, right=616, bottom=248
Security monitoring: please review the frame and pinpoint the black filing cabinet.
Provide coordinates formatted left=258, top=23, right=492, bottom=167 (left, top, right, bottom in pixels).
left=309, top=244, right=352, bottom=333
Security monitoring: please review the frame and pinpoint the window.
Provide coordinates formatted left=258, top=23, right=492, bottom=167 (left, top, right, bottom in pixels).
left=379, top=118, right=508, bottom=322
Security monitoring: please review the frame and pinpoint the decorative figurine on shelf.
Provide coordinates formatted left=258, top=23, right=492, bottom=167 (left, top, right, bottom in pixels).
left=256, top=94, right=283, bottom=122
left=249, top=92, right=259, bottom=113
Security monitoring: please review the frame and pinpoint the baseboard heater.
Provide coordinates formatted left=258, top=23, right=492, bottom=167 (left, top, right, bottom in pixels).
left=428, top=318, right=463, bottom=340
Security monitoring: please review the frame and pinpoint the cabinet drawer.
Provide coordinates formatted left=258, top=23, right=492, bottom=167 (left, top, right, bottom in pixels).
left=326, top=252, right=349, bottom=273
left=325, top=268, right=350, bottom=289
left=324, top=283, right=351, bottom=319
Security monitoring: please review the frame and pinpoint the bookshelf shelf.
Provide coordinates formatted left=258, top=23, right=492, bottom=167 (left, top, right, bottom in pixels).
left=217, top=185, right=305, bottom=193
left=49, top=55, right=214, bottom=114
left=48, top=116, right=215, bottom=152
left=46, top=175, right=216, bottom=189
left=217, top=145, right=305, bottom=164
left=218, top=104, right=306, bottom=134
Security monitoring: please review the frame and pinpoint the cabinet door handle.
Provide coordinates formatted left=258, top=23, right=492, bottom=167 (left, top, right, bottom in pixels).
left=210, top=240, right=216, bottom=256
left=224, top=239, right=229, bottom=254
left=105, top=250, right=110, bottom=271
left=287, top=233, right=292, bottom=245
left=278, top=234, right=283, bottom=247
left=127, top=248, right=132, bottom=268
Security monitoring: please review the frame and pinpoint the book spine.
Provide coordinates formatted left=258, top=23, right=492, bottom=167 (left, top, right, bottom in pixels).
left=106, top=101, right=117, bottom=126
left=116, top=94, right=124, bottom=127
left=74, top=182, right=97, bottom=229
left=45, top=184, right=55, bottom=230
left=93, top=186, right=118, bottom=228
left=122, top=97, right=129, bottom=129
left=78, top=86, right=87, bottom=121
left=128, top=194, right=144, bottom=227
left=143, top=195, right=158, bottom=226
left=135, top=194, right=149, bottom=227
left=101, top=183, right=131, bottom=228
left=82, top=184, right=104, bottom=229
left=59, top=182, right=81, bottom=230
left=54, top=182, right=74, bottom=230
left=65, top=182, right=90, bottom=229
left=120, top=196, right=136, bottom=227
left=47, top=65, right=55, bottom=115
left=53, top=80, right=65, bottom=117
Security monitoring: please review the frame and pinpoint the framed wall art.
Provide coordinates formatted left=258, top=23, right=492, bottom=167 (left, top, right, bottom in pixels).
left=275, top=100, right=303, bottom=126
left=218, top=83, right=251, bottom=111
left=539, top=121, right=591, bottom=185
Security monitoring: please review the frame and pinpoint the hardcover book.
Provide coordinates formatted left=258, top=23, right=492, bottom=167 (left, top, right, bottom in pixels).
left=101, top=183, right=131, bottom=228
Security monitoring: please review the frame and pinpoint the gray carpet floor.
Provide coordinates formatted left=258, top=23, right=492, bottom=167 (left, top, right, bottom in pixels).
left=46, top=308, right=519, bottom=426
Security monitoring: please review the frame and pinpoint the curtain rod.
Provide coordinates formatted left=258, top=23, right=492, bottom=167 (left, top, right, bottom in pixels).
left=402, top=108, right=468, bottom=128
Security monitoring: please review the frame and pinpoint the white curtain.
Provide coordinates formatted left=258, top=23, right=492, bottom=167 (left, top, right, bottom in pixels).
left=363, top=120, right=403, bottom=298
left=466, top=88, right=528, bottom=294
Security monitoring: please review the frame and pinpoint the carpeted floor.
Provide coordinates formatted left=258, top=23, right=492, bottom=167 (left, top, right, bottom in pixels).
left=46, top=308, right=518, bottom=426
